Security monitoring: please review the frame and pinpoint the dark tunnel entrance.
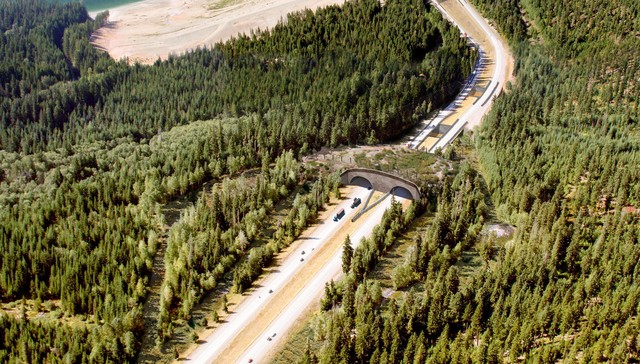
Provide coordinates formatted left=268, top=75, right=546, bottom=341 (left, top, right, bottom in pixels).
left=350, top=176, right=373, bottom=190
left=391, top=186, right=414, bottom=200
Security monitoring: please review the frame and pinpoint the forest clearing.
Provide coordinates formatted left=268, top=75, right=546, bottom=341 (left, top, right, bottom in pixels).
left=1, top=0, right=639, bottom=362
left=89, top=0, right=348, bottom=63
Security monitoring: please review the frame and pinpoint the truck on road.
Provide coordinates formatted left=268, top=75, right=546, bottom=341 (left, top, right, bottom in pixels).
left=333, top=208, right=345, bottom=221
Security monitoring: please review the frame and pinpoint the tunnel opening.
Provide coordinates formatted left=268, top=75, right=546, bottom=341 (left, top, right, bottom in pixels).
left=391, top=186, right=414, bottom=200
left=350, top=176, right=373, bottom=190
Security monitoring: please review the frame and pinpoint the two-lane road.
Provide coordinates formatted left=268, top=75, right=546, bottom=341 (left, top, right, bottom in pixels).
left=409, top=0, right=512, bottom=151
left=186, top=0, right=511, bottom=362
left=186, top=186, right=385, bottom=363
left=236, top=194, right=410, bottom=363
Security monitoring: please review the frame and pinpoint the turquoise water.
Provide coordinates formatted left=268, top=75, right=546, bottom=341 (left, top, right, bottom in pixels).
left=55, top=0, right=142, bottom=13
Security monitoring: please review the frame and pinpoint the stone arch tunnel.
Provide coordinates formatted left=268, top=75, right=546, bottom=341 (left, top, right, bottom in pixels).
left=340, top=168, right=421, bottom=200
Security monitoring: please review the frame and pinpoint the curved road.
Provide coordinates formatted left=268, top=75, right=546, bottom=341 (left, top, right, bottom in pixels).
left=408, top=0, right=512, bottom=151
left=186, top=0, right=510, bottom=362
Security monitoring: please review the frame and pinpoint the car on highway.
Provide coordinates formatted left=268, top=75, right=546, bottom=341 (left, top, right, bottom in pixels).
left=350, top=197, right=361, bottom=208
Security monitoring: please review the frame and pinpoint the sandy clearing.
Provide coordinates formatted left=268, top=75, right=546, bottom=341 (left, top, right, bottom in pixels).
left=90, top=0, right=347, bottom=64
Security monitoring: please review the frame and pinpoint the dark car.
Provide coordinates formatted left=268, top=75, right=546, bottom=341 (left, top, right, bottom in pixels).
left=350, top=197, right=361, bottom=208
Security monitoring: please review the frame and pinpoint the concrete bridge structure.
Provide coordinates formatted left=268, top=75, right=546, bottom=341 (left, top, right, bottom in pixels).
left=340, top=168, right=421, bottom=200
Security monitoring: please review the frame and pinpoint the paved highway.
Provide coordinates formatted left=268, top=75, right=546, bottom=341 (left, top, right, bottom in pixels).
left=236, top=194, right=409, bottom=363
left=186, top=0, right=509, bottom=362
left=186, top=187, right=400, bottom=363
left=408, top=0, right=511, bottom=152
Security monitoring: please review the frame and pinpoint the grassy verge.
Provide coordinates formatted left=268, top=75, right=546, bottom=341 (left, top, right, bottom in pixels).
left=270, top=312, right=322, bottom=364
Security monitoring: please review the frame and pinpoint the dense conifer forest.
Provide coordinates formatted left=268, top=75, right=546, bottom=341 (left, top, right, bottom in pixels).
left=300, top=0, right=640, bottom=362
left=0, top=0, right=475, bottom=154
left=0, top=0, right=474, bottom=361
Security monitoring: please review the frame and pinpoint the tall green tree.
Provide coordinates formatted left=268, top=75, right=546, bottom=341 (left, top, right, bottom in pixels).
left=342, top=235, right=353, bottom=274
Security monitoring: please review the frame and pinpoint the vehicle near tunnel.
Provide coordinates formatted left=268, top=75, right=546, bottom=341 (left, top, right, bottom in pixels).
left=351, top=198, right=361, bottom=208
left=340, top=168, right=421, bottom=200
left=333, top=208, right=346, bottom=221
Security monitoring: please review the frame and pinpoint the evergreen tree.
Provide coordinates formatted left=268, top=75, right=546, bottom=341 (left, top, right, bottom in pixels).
left=342, top=235, right=353, bottom=274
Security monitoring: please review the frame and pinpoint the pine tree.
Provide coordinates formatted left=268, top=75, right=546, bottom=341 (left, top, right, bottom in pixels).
left=342, top=235, right=353, bottom=274
left=222, top=294, right=228, bottom=314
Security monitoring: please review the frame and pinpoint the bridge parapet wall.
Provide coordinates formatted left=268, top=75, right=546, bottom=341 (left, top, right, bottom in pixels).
left=339, top=168, right=421, bottom=200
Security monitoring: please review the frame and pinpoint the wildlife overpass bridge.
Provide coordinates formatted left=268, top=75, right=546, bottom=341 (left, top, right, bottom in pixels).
left=340, top=168, right=421, bottom=200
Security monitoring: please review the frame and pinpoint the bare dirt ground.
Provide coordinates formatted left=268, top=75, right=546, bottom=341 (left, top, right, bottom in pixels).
left=90, top=0, right=347, bottom=64
left=485, top=223, right=515, bottom=239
